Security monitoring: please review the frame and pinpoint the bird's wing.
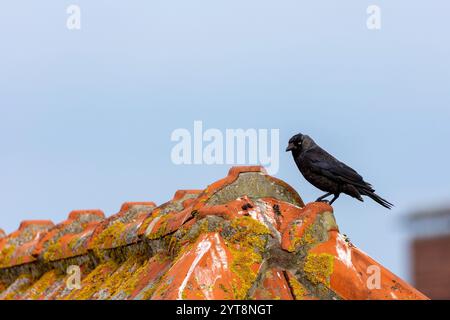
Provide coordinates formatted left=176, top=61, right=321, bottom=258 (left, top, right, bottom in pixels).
left=305, top=147, right=373, bottom=189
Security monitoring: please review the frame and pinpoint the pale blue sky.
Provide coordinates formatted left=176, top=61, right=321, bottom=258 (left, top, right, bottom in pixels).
left=1, top=1, right=449, bottom=281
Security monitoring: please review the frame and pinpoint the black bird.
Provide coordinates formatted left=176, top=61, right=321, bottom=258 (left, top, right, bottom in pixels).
left=286, top=133, right=393, bottom=209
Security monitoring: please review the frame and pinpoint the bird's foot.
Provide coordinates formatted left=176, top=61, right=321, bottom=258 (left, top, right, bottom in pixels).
left=316, top=199, right=330, bottom=204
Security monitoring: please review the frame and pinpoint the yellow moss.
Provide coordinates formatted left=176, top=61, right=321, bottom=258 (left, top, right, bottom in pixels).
left=231, top=216, right=270, bottom=235
left=16, top=255, right=24, bottom=265
left=147, top=216, right=169, bottom=240
left=141, top=284, right=158, bottom=300
left=68, top=236, right=80, bottom=251
left=222, top=216, right=271, bottom=299
left=229, top=216, right=270, bottom=252
left=288, top=276, right=306, bottom=300
left=288, top=223, right=315, bottom=252
left=303, top=253, right=334, bottom=287
left=150, top=277, right=170, bottom=299
left=96, top=256, right=143, bottom=299
left=154, top=252, right=171, bottom=264
left=92, top=221, right=127, bottom=258
left=138, top=209, right=160, bottom=233
left=133, top=254, right=173, bottom=300
left=229, top=246, right=261, bottom=299
left=96, top=221, right=127, bottom=247
left=43, top=240, right=63, bottom=262
left=25, top=270, right=61, bottom=299
left=303, top=227, right=315, bottom=244
left=166, top=236, right=180, bottom=256
left=65, top=260, right=118, bottom=300
left=0, top=244, right=16, bottom=267
left=3, top=274, right=32, bottom=300
left=111, top=255, right=162, bottom=298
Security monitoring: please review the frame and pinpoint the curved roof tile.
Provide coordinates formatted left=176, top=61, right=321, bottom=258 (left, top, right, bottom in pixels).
left=0, top=166, right=427, bottom=300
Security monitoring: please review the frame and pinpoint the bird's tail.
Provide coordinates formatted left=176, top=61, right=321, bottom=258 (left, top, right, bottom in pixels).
left=359, top=189, right=394, bottom=209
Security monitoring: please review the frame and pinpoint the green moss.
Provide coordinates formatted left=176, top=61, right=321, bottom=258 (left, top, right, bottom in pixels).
left=219, top=283, right=229, bottom=294
left=303, top=253, right=334, bottom=287
left=166, top=236, right=180, bottom=257
left=187, top=219, right=209, bottom=243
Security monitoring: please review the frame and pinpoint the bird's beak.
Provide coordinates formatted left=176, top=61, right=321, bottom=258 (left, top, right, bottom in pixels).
left=286, top=143, right=295, bottom=152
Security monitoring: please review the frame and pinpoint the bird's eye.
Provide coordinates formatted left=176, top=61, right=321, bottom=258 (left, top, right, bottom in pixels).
left=297, top=141, right=302, bottom=145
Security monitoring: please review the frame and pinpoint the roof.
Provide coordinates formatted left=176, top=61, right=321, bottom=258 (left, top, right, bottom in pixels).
left=409, top=207, right=450, bottom=220
left=407, top=207, right=450, bottom=239
left=0, top=166, right=427, bottom=300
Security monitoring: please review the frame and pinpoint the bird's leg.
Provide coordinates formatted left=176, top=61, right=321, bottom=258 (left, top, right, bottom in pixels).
left=316, top=192, right=332, bottom=202
left=329, top=193, right=340, bottom=205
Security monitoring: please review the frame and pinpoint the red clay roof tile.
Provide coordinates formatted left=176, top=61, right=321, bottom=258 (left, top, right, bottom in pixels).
left=0, top=220, right=54, bottom=268
left=251, top=268, right=294, bottom=300
left=88, top=202, right=156, bottom=252
left=0, top=166, right=428, bottom=300
left=18, top=220, right=54, bottom=231
left=68, top=209, right=105, bottom=221
left=33, top=210, right=105, bottom=262
left=151, top=232, right=242, bottom=300
left=138, top=190, right=202, bottom=239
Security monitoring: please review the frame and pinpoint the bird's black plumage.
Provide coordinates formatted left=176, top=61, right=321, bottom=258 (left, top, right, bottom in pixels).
left=286, top=133, right=393, bottom=209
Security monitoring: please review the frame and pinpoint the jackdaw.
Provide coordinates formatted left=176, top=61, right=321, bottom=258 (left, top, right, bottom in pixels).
left=286, top=133, right=393, bottom=209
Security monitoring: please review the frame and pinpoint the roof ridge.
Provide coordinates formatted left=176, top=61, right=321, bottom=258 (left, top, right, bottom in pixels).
left=119, top=202, right=156, bottom=213
left=18, top=220, right=54, bottom=231
left=0, top=166, right=428, bottom=300
left=68, top=209, right=105, bottom=221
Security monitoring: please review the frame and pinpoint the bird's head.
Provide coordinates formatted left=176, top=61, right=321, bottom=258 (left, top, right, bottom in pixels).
left=286, top=133, right=305, bottom=152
